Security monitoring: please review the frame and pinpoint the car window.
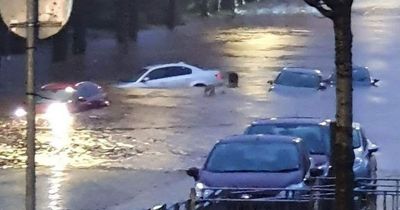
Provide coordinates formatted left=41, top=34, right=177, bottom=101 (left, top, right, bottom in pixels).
left=246, top=124, right=328, bottom=155
left=167, top=67, right=192, bottom=77
left=275, top=71, right=320, bottom=88
left=205, top=142, right=300, bottom=172
left=353, top=67, right=370, bottom=82
left=329, top=67, right=370, bottom=83
left=76, top=82, right=100, bottom=98
left=352, top=129, right=362, bottom=148
left=147, top=68, right=169, bottom=80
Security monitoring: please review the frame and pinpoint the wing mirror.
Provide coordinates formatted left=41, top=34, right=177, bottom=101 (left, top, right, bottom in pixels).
left=368, top=143, right=379, bottom=153
left=310, top=168, right=324, bottom=177
left=141, top=77, right=150, bottom=83
left=318, top=83, right=327, bottom=90
left=371, top=79, right=379, bottom=86
left=267, top=80, right=274, bottom=85
left=78, top=97, right=86, bottom=102
left=186, top=167, right=200, bottom=181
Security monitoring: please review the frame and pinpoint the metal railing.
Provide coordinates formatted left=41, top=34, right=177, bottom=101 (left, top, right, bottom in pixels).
left=147, top=178, right=400, bottom=210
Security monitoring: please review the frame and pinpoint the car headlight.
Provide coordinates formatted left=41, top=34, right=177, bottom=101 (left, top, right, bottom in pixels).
left=353, top=157, right=363, bottom=170
left=277, top=182, right=307, bottom=199
left=14, top=107, right=27, bottom=117
left=195, top=182, right=213, bottom=199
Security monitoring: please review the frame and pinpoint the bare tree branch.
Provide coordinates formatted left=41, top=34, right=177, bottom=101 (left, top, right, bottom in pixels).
left=324, top=0, right=339, bottom=10
left=304, top=0, right=335, bottom=18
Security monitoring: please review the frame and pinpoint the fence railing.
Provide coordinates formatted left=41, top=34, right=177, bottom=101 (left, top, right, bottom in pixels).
left=147, top=178, right=400, bottom=210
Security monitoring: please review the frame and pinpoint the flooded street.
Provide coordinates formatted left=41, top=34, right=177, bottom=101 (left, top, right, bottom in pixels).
left=1, top=1, right=400, bottom=209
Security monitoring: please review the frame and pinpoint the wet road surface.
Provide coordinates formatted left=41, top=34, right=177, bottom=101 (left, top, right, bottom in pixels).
left=1, top=1, right=400, bottom=209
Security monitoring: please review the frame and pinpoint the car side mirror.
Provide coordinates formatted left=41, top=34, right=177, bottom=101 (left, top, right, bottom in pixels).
left=318, top=83, right=327, bottom=90
left=186, top=167, right=200, bottom=181
left=78, top=97, right=86, bottom=102
left=368, top=143, right=379, bottom=153
left=142, top=77, right=150, bottom=83
left=310, top=168, right=324, bottom=177
left=267, top=80, right=273, bottom=85
left=371, top=79, right=379, bottom=86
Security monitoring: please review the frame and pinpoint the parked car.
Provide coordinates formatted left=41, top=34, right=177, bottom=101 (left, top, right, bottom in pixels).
left=325, top=66, right=379, bottom=86
left=267, top=67, right=327, bottom=93
left=186, top=135, right=323, bottom=199
left=244, top=117, right=378, bottom=182
left=14, top=81, right=110, bottom=117
left=114, top=62, right=224, bottom=89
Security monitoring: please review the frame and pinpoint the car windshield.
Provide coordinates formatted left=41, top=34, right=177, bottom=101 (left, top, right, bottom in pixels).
left=246, top=124, right=328, bottom=155
left=275, top=71, right=320, bottom=88
left=37, top=89, right=74, bottom=103
left=205, top=141, right=300, bottom=172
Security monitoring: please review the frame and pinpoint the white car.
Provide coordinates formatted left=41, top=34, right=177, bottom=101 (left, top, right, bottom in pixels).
left=268, top=67, right=327, bottom=93
left=115, top=62, right=224, bottom=89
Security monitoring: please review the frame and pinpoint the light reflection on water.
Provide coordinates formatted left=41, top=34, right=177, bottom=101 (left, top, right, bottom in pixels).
left=47, top=114, right=73, bottom=210
left=210, top=28, right=308, bottom=99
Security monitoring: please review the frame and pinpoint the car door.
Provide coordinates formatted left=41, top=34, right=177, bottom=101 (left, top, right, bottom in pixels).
left=141, top=67, right=170, bottom=88
left=167, top=66, right=193, bottom=87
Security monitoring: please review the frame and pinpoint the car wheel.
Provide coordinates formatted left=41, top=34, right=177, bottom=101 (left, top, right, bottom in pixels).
left=193, top=83, right=206, bottom=87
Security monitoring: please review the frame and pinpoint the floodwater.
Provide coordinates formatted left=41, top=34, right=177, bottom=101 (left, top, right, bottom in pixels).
left=1, top=1, right=400, bottom=209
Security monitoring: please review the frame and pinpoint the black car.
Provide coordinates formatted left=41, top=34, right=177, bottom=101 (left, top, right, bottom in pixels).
left=244, top=117, right=378, bottom=181
left=186, top=135, right=322, bottom=199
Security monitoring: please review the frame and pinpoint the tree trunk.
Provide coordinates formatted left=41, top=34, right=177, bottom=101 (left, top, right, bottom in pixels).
left=128, top=0, right=139, bottom=41
left=115, top=0, right=129, bottom=44
left=52, top=27, right=69, bottom=62
left=200, top=0, right=210, bottom=17
left=333, top=7, right=355, bottom=210
left=71, top=0, right=87, bottom=54
left=166, top=0, right=177, bottom=29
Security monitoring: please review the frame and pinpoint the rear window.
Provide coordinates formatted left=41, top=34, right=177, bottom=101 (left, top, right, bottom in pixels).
left=205, top=141, right=300, bottom=173
left=275, top=71, right=320, bottom=88
left=246, top=124, right=329, bottom=155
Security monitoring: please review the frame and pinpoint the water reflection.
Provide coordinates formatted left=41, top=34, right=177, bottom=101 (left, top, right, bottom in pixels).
left=211, top=28, right=308, bottom=100
left=46, top=112, right=73, bottom=210
left=47, top=152, right=69, bottom=210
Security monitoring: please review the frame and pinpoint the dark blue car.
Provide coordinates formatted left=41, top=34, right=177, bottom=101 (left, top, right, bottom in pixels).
left=186, top=135, right=321, bottom=199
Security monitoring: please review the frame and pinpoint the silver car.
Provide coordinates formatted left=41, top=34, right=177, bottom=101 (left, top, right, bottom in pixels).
left=244, top=117, right=379, bottom=182
left=267, top=67, right=328, bottom=93
left=325, top=66, right=379, bottom=87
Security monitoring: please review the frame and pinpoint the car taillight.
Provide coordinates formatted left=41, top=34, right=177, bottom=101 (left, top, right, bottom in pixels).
left=216, top=72, right=223, bottom=80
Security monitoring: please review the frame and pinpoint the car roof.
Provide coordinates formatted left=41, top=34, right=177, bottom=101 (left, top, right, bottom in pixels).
left=250, top=117, right=326, bottom=126
left=40, top=82, right=76, bottom=91
left=250, top=117, right=361, bottom=129
left=145, top=62, right=192, bottom=69
left=281, top=67, right=322, bottom=75
left=218, top=134, right=301, bottom=144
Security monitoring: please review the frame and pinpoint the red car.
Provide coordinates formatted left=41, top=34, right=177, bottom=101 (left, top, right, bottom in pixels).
left=14, top=81, right=110, bottom=116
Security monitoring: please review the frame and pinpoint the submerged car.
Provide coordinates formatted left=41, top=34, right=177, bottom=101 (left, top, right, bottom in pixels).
left=244, top=117, right=378, bottom=181
left=114, top=62, right=224, bottom=89
left=325, top=66, right=379, bottom=86
left=267, top=67, right=327, bottom=93
left=186, top=135, right=322, bottom=199
left=14, top=81, right=110, bottom=117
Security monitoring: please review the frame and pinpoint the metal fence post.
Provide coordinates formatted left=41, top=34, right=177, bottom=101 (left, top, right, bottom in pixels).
left=189, top=188, right=196, bottom=210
